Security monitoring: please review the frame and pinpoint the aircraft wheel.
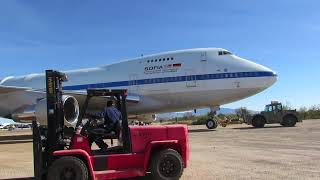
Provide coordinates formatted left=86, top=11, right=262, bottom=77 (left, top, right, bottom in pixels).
left=252, top=116, right=265, bottom=128
left=150, top=149, right=184, bottom=180
left=282, top=115, right=297, bottom=127
left=206, top=119, right=218, bottom=129
left=48, top=156, right=88, bottom=180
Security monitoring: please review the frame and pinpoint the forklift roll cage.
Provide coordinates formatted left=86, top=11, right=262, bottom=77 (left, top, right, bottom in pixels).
left=75, top=88, right=132, bottom=153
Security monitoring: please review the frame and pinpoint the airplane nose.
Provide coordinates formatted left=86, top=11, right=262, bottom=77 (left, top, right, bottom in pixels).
left=244, top=59, right=278, bottom=87
left=259, top=67, right=277, bottom=88
left=232, top=56, right=278, bottom=87
left=258, top=64, right=277, bottom=77
left=268, top=71, right=277, bottom=86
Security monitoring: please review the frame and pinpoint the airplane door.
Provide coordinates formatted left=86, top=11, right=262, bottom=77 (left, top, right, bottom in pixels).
left=129, top=74, right=139, bottom=93
left=200, top=52, right=207, bottom=72
left=200, top=52, right=207, bottom=87
left=185, top=70, right=197, bottom=87
left=200, top=52, right=207, bottom=61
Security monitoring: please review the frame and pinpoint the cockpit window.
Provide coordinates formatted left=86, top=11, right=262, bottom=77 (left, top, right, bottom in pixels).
left=218, top=51, right=232, bottom=56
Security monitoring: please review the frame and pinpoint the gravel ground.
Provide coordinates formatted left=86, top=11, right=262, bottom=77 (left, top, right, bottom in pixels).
left=0, top=120, right=319, bottom=180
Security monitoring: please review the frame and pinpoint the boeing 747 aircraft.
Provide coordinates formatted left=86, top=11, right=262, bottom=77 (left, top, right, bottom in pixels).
left=0, top=48, right=277, bottom=129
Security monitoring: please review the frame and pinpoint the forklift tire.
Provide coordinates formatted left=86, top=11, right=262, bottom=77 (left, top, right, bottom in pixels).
left=206, top=119, right=218, bottom=129
left=150, top=149, right=184, bottom=180
left=252, top=116, right=265, bottom=128
left=281, top=115, right=297, bottom=127
left=47, top=156, right=88, bottom=180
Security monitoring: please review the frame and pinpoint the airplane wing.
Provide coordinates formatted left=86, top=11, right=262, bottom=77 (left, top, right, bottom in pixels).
left=0, top=85, right=32, bottom=94
left=0, top=85, right=140, bottom=116
left=0, top=85, right=140, bottom=104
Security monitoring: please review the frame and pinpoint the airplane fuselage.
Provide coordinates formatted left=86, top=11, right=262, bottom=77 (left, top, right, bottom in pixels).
left=0, top=48, right=277, bottom=117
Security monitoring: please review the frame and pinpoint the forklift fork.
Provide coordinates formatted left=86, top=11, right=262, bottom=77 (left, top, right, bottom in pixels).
left=33, top=121, right=44, bottom=180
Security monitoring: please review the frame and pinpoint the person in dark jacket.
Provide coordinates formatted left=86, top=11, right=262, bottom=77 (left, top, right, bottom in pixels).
left=88, top=101, right=122, bottom=151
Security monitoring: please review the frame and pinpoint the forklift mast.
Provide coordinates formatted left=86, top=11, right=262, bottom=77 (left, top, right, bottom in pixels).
left=33, top=70, right=68, bottom=180
left=45, top=70, right=68, bottom=154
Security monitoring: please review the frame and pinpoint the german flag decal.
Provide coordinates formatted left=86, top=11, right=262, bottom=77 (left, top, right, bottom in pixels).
left=173, top=63, right=182, bottom=67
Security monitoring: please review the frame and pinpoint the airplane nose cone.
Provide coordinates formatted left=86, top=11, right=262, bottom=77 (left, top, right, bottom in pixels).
left=245, top=59, right=278, bottom=88
left=257, top=67, right=277, bottom=88
left=232, top=56, right=278, bottom=88
left=267, top=70, right=277, bottom=87
left=254, top=61, right=273, bottom=73
left=270, top=71, right=277, bottom=78
left=257, top=65, right=277, bottom=87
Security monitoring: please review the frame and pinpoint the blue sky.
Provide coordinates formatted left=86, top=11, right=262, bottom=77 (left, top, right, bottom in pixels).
left=0, top=0, right=319, bottom=111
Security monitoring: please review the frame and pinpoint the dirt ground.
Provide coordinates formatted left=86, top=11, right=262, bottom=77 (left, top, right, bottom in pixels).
left=0, top=120, right=319, bottom=180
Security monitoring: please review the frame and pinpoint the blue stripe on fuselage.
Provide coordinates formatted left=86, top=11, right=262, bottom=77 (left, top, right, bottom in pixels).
left=62, top=71, right=276, bottom=91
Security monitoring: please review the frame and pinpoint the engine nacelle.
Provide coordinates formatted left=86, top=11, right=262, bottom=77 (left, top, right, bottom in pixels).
left=12, top=95, right=79, bottom=128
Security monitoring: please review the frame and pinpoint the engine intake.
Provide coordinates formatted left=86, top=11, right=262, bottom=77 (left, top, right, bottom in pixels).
left=12, top=95, right=79, bottom=128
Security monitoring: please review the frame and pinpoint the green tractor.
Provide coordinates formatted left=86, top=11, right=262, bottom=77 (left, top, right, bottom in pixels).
left=245, top=101, right=302, bottom=128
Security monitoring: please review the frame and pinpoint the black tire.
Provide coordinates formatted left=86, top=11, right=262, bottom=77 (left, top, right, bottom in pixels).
left=150, top=149, right=184, bottom=180
left=252, top=116, right=265, bottom=128
left=206, top=119, right=218, bottom=129
left=47, top=156, right=88, bottom=180
left=281, top=115, right=297, bottom=127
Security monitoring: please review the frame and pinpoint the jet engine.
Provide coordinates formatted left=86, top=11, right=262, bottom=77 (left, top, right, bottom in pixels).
left=12, top=95, right=79, bottom=128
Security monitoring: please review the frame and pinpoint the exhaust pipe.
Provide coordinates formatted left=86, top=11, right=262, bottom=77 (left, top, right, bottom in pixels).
left=12, top=95, right=80, bottom=128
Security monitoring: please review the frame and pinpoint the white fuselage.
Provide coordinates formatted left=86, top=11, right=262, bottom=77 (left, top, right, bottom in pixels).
left=0, top=48, right=277, bottom=117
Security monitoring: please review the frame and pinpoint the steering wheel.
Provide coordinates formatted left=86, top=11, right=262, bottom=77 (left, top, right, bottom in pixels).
left=80, top=114, right=104, bottom=136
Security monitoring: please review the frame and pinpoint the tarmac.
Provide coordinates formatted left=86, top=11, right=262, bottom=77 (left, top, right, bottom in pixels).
left=0, top=120, right=319, bottom=180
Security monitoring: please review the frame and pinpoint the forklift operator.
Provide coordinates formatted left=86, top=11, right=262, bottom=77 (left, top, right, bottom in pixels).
left=104, top=100, right=122, bottom=128
left=88, top=100, right=122, bottom=151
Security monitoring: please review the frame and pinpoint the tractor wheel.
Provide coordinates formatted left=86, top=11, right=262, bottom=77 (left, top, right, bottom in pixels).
left=281, top=115, right=297, bottom=127
left=47, top=156, right=88, bottom=180
left=252, top=116, right=265, bottom=128
left=150, top=149, right=184, bottom=180
left=206, top=119, right=218, bottom=129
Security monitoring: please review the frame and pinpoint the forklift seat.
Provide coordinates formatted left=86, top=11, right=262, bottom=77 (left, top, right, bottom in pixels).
left=88, top=121, right=120, bottom=140
left=89, top=128, right=117, bottom=138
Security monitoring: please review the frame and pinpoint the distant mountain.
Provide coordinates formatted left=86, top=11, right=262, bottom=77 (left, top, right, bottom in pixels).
left=218, top=108, right=237, bottom=114
left=192, top=108, right=237, bottom=115
left=155, top=108, right=236, bottom=120
left=155, top=107, right=258, bottom=120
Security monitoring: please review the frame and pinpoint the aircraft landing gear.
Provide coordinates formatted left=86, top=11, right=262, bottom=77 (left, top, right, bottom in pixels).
left=205, top=106, right=220, bottom=129
left=206, top=119, right=218, bottom=129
